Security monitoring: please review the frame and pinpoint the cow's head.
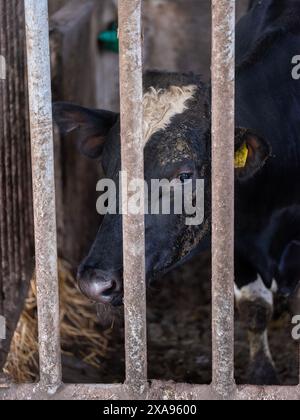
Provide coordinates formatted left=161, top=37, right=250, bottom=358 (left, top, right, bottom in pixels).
left=53, top=73, right=271, bottom=310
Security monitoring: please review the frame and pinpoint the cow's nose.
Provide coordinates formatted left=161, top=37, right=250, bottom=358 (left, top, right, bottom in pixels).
left=77, top=267, right=123, bottom=306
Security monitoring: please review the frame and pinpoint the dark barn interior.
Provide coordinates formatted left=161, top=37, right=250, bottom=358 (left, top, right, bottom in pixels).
left=0, top=0, right=299, bottom=388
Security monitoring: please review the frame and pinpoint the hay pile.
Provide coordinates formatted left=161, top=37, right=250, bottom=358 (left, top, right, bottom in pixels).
left=4, top=259, right=113, bottom=383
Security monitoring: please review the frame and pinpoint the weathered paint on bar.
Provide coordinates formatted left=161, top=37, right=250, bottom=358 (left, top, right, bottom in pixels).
left=1, top=383, right=300, bottom=401
left=211, top=0, right=236, bottom=397
left=24, top=0, right=61, bottom=389
left=118, top=0, right=148, bottom=395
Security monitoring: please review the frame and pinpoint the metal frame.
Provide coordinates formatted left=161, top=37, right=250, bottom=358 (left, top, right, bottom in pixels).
left=0, top=0, right=299, bottom=400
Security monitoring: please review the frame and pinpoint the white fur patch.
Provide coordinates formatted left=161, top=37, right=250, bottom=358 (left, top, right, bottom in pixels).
left=143, top=85, right=197, bottom=144
left=234, top=276, right=274, bottom=306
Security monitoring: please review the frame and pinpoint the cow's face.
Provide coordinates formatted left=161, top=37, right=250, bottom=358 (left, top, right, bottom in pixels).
left=53, top=82, right=270, bottom=309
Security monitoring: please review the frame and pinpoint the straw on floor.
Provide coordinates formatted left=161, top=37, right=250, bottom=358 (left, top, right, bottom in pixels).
left=4, top=259, right=113, bottom=383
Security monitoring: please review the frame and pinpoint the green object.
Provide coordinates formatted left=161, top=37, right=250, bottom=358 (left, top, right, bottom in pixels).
left=98, top=23, right=119, bottom=53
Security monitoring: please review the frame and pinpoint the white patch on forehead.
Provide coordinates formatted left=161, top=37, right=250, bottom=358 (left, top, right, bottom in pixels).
left=143, top=84, right=197, bottom=144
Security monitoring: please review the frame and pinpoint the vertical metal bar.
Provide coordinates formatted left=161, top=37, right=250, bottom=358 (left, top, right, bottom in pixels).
left=24, top=0, right=61, bottom=389
left=118, top=0, right=147, bottom=394
left=211, top=0, right=235, bottom=397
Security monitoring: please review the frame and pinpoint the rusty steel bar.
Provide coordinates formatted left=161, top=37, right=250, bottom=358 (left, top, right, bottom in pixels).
left=1, top=383, right=300, bottom=401
left=118, top=0, right=147, bottom=394
left=211, top=0, right=236, bottom=397
left=24, top=0, right=61, bottom=389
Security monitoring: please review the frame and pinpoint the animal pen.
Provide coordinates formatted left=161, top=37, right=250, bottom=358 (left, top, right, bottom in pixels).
left=0, top=0, right=299, bottom=400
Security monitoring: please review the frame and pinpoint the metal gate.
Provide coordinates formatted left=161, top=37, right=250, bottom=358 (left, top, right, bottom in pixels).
left=0, top=0, right=299, bottom=400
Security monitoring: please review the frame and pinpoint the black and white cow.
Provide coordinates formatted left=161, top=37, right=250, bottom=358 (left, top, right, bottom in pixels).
left=233, top=0, right=300, bottom=383
left=53, top=0, right=300, bottom=384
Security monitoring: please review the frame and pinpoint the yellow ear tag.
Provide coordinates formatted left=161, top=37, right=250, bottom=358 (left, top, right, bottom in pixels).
left=234, top=142, right=248, bottom=169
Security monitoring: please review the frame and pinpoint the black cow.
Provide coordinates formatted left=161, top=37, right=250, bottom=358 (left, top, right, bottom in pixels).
left=53, top=0, right=300, bottom=384
left=233, top=0, right=300, bottom=383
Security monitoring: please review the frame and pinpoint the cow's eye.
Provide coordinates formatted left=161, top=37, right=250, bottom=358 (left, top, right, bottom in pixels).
left=178, top=173, right=193, bottom=183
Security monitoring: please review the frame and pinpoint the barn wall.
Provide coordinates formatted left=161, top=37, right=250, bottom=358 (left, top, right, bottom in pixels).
left=48, top=0, right=69, bottom=16
left=143, top=0, right=250, bottom=81
left=0, top=0, right=34, bottom=369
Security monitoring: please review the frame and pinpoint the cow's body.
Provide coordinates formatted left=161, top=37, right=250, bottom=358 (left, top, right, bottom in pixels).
left=53, top=0, right=300, bottom=384
left=233, top=0, right=300, bottom=383
left=235, top=0, right=300, bottom=287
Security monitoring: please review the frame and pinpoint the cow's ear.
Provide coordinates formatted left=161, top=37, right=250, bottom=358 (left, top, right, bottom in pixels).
left=53, top=102, right=118, bottom=159
left=234, top=128, right=271, bottom=181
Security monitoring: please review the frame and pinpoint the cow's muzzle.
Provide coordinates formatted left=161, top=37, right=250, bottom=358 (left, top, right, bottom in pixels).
left=77, top=266, right=123, bottom=306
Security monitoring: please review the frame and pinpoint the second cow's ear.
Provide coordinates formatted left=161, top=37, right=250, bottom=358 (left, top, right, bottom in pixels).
left=53, top=102, right=119, bottom=159
left=234, top=128, right=271, bottom=181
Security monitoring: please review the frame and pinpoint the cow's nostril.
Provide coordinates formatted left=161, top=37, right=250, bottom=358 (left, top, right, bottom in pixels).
left=78, top=268, right=122, bottom=305
left=101, top=281, right=117, bottom=297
